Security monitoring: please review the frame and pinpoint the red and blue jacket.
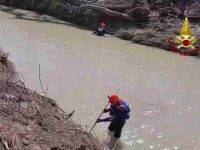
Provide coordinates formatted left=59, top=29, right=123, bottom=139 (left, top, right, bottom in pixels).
left=102, top=100, right=130, bottom=122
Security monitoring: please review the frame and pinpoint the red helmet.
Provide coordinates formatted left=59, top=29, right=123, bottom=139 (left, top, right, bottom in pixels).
left=101, top=22, right=106, bottom=27
left=108, top=94, right=120, bottom=104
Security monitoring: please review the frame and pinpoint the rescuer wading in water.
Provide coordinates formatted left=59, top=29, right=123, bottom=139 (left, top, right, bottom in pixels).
left=93, top=22, right=108, bottom=36
left=97, top=94, right=130, bottom=149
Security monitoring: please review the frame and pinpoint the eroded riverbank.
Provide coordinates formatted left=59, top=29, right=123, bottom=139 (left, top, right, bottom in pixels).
left=0, top=50, right=103, bottom=150
left=1, top=6, right=200, bottom=150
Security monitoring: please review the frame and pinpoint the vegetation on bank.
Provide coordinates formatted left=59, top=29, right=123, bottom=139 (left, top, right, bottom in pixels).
left=0, top=50, right=103, bottom=150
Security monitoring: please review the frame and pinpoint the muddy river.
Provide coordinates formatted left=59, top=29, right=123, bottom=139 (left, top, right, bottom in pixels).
left=0, top=5, right=200, bottom=150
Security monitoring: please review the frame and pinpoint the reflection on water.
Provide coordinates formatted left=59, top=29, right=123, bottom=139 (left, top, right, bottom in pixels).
left=0, top=6, right=200, bottom=150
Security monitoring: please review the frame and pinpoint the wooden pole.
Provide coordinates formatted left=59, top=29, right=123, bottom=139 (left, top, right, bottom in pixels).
left=89, top=89, right=120, bottom=134
left=89, top=101, right=109, bottom=133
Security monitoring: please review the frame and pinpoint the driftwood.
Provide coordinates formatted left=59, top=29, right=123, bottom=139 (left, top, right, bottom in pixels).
left=38, top=64, right=47, bottom=95
left=104, top=5, right=133, bottom=12
left=65, top=110, right=75, bottom=120
left=78, top=4, right=133, bottom=21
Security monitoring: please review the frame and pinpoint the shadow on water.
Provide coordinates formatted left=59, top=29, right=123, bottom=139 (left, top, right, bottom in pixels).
left=0, top=5, right=93, bottom=31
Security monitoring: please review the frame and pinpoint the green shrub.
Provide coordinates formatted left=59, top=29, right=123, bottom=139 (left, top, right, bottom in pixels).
left=48, top=0, right=60, bottom=12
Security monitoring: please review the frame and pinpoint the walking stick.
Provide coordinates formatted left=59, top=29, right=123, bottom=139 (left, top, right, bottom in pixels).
left=89, top=101, right=109, bottom=133
left=89, top=89, right=120, bottom=134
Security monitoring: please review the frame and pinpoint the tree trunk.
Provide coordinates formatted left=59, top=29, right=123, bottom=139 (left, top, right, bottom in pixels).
left=78, top=4, right=133, bottom=21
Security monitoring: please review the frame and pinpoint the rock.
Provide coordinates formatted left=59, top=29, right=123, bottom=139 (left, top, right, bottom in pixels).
left=132, top=29, right=157, bottom=42
left=145, top=36, right=169, bottom=49
left=132, top=29, right=170, bottom=50
left=115, top=30, right=133, bottom=40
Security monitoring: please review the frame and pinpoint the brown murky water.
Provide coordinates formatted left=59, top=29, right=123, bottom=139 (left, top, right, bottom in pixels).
left=0, top=6, right=200, bottom=150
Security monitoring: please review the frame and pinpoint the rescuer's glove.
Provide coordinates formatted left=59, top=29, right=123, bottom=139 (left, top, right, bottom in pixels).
left=96, top=119, right=103, bottom=123
left=103, top=108, right=109, bottom=113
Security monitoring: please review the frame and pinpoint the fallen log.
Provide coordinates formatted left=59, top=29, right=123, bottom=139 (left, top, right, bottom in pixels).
left=104, top=5, right=133, bottom=12
left=77, top=4, right=133, bottom=21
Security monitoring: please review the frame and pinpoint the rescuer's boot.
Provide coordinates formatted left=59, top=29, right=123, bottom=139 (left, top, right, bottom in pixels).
left=106, top=136, right=119, bottom=150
